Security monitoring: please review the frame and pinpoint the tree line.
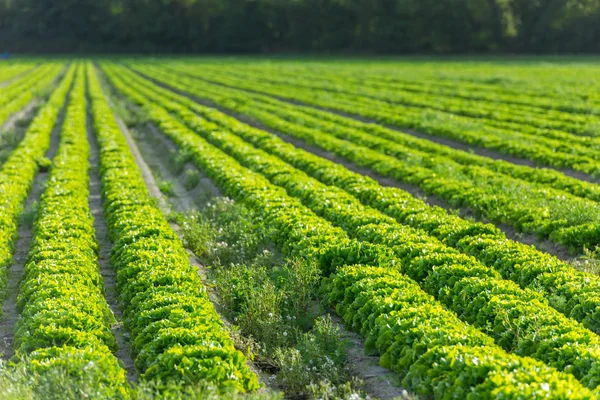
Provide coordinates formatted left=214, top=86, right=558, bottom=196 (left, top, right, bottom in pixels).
left=1, top=0, right=599, bottom=54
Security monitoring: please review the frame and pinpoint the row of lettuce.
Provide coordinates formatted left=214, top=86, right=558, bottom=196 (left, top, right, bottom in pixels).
left=0, top=63, right=38, bottom=86
left=134, top=62, right=600, bottom=204
left=126, top=63, right=600, bottom=254
left=182, top=61, right=598, bottom=117
left=2, top=62, right=260, bottom=397
left=103, top=62, right=600, bottom=397
left=157, top=62, right=600, bottom=176
left=13, top=64, right=131, bottom=397
left=122, top=64, right=600, bottom=256
left=0, top=64, right=74, bottom=304
left=198, top=64, right=597, bottom=138
left=0, top=63, right=64, bottom=128
left=6, top=58, right=599, bottom=396
left=86, top=64, right=259, bottom=393
left=109, top=62, right=600, bottom=334
left=252, top=63, right=600, bottom=132
left=183, top=62, right=598, bottom=142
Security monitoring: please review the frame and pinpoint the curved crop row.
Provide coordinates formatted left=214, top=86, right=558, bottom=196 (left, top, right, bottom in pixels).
left=86, top=64, right=259, bottom=392
left=161, top=63, right=600, bottom=175
left=12, top=64, right=130, bottom=397
left=0, top=65, right=76, bottom=302
left=110, top=62, right=600, bottom=335
left=103, top=66, right=594, bottom=398
left=124, top=64, right=600, bottom=253
left=133, top=62, right=600, bottom=205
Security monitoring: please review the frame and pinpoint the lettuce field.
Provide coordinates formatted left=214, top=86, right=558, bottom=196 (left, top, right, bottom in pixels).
left=1, top=58, right=600, bottom=399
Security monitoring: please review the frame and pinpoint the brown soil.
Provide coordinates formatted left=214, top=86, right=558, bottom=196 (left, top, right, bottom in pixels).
left=329, top=313, right=412, bottom=400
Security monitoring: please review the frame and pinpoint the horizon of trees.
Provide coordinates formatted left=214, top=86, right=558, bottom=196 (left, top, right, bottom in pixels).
left=1, top=0, right=600, bottom=54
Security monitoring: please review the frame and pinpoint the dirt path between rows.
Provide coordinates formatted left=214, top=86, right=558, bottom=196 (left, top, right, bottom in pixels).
left=0, top=93, right=68, bottom=360
left=86, top=105, right=138, bottom=382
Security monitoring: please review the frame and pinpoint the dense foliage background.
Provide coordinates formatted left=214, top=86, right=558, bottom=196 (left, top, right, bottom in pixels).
left=1, top=0, right=599, bottom=54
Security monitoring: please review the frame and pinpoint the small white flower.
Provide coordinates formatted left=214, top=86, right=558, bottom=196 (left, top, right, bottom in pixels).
left=540, top=383, right=550, bottom=391
left=283, top=331, right=288, bottom=336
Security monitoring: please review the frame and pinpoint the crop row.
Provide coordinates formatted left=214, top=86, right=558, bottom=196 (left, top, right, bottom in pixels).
left=161, top=63, right=600, bottom=175
left=331, top=62, right=600, bottom=112
left=105, top=65, right=600, bottom=394
left=116, top=62, right=600, bottom=323
left=136, top=63, right=600, bottom=204
left=102, top=65, right=595, bottom=397
left=0, top=64, right=75, bottom=303
left=86, top=64, right=259, bottom=392
left=186, top=61, right=596, bottom=116
left=126, top=64, right=600, bottom=253
left=172, top=61, right=600, bottom=152
left=188, top=62, right=599, bottom=140
left=12, top=64, right=130, bottom=397
left=0, top=63, right=39, bottom=87
left=0, top=63, right=63, bottom=119
left=117, top=74, right=600, bottom=388
left=258, top=63, right=599, bottom=124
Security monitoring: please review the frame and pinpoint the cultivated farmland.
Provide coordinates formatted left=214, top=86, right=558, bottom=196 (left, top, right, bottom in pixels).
left=1, top=58, right=600, bottom=399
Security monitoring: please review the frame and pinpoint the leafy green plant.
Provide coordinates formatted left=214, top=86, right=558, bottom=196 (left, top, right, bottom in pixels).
left=184, top=168, right=200, bottom=190
left=0, top=64, right=75, bottom=306
left=105, top=62, right=595, bottom=397
left=157, top=179, right=176, bottom=197
left=88, top=64, right=259, bottom=393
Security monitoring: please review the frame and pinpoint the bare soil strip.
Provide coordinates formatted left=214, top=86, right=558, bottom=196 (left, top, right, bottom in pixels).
left=330, top=313, right=411, bottom=400
left=145, top=66, right=595, bottom=183
left=0, top=95, right=67, bottom=360
left=86, top=106, right=138, bottom=381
